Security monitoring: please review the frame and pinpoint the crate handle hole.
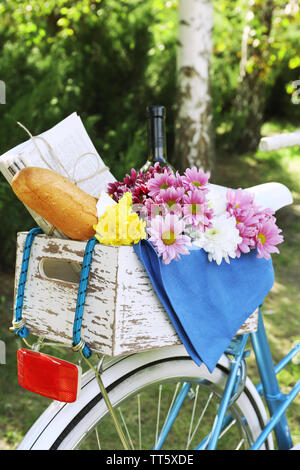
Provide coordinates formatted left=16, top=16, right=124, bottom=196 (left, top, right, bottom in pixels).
left=39, top=258, right=81, bottom=285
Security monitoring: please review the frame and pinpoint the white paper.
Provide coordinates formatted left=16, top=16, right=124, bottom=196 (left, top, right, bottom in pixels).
left=96, top=191, right=116, bottom=219
left=0, top=112, right=115, bottom=196
left=0, top=113, right=116, bottom=236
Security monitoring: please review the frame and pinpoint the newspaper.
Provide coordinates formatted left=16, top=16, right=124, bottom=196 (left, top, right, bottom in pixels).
left=0, top=112, right=116, bottom=237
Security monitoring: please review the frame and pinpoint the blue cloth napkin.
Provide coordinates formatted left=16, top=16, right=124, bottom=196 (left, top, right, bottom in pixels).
left=133, top=241, right=274, bottom=372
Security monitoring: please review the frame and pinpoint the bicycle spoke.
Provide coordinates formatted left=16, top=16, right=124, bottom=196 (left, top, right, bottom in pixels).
left=186, top=385, right=199, bottom=449
left=118, top=407, right=135, bottom=450
left=195, top=411, right=239, bottom=450
left=219, top=418, right=236, bottom=439
left=187, top=391, right=214, bottom=449
left=137, top=394, right=142, bottom=450
left=95, top=427, right=101, bottom=450
left=154, top=382, right=181, bottom=449
left=155, top=384, right=162, bottom=447
left=218, top=419, right=247, bottom=450
left=236, top=438, right=245, bottom=450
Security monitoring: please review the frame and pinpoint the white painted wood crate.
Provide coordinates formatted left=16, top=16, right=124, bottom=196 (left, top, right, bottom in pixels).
left=13, top=232, right=258, bottom=357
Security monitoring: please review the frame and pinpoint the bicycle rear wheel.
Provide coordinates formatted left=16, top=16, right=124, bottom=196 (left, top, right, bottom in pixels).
left=17, top=345, right=273, bottom=450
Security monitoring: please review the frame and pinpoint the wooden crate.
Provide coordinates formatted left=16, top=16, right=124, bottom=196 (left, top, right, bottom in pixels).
left=13, top=232, right=258, bottom=357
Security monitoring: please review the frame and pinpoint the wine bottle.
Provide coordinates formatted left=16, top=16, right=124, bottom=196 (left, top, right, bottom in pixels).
left=141, top=105, right=174, bottom=172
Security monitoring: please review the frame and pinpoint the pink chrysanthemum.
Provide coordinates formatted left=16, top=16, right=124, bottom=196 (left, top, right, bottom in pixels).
left=226, top=188, right=255, bottom=214
left=147, top=170, right=177, bottom=198
left=234, top=206, right=259, bottom=256
left=144, top=197, right=166, bottom=218
left=182, top=189, right=213, bottom=230
left=227, top=189, right=261, bottom=257
left=182, top=166, right=210, bottom=191
left=226, top=188, right=284, bottom=260
left=147, top=214, right=191, bottom=264
left=155, top=187, right=185, bottom=216
left=173, top=170, right=186, bottom=188
left=108, top=168, right=284, bottom=263
left=256, top=218, right=284, bottom=260
left=235, top=222, right=257, bottom=257
left=255, top=206, right=276, bottom=225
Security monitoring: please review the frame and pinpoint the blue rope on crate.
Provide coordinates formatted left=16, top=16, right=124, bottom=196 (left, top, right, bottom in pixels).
left=72, top=236, right=99, bottom=359
left=12, top=228, right=43, bottom=338
left=12, top=228, right=98, bottom=360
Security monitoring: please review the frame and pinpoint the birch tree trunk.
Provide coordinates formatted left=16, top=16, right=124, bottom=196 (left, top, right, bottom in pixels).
left=174, top=0, right=215, bottom=174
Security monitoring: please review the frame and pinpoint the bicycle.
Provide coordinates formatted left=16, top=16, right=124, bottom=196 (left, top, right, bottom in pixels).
left=13, top=131, right=300, bottom=451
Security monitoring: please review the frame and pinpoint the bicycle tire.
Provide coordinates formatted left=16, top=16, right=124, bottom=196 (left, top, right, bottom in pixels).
left=17, top=345, right=274, bottom=450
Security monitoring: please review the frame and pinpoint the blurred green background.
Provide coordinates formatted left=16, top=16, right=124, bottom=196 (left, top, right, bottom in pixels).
left=0, top=0, right=299, bottom=269
left=0, top=0, right=299, bottom=449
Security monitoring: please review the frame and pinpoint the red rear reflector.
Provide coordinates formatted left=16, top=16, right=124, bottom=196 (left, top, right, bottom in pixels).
left=17, top=348, right=81, bottom=403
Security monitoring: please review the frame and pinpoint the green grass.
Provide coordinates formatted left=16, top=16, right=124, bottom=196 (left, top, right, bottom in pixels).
left=0, top=120, right=299, bottom=449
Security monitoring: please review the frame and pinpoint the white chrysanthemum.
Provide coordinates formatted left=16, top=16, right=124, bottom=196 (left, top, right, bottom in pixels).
left=193, top=214, right=242, bottom=265
left=184, top=225, right=201, bottom=240
left=206, top=188, right=227, bottom=217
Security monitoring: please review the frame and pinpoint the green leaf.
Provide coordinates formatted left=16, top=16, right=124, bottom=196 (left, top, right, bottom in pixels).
left=288, top=56, right=300, bottom=70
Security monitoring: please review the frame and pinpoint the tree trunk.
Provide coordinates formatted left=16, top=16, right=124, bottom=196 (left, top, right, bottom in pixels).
left=174, top=0, right=215, bottom=175
left=232, top=0, right=274, bottom=153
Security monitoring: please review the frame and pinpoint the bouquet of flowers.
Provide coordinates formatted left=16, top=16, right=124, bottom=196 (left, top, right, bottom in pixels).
left=97, top=163, right=283, bottom=265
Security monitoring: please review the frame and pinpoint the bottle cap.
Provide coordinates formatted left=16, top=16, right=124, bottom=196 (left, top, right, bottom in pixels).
left=147, top=105, right=165, bottom=118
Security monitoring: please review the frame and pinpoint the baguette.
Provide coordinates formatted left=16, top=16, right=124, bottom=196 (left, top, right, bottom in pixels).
left=12, top=167, right=98, bottom=240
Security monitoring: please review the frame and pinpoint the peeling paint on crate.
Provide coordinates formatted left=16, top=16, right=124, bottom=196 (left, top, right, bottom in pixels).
left=14, top=232, right=258, bottom=357
left=43, top=242, right=61, bottom=255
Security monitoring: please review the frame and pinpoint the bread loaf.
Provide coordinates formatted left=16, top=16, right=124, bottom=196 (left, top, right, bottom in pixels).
left=12, top=167, right=98, bottom=240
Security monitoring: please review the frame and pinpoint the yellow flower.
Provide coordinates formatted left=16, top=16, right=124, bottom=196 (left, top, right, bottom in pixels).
left=94, top=192, right=146, bottom=246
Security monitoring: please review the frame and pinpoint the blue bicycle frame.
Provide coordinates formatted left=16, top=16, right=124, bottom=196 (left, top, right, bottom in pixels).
left=154, top=308, right=300, bottom=450
left=250, top=310, right=300, bottom=450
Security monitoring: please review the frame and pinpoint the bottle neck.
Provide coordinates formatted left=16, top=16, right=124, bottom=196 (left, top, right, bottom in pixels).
left=147, top=106, right=167, bottom=164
